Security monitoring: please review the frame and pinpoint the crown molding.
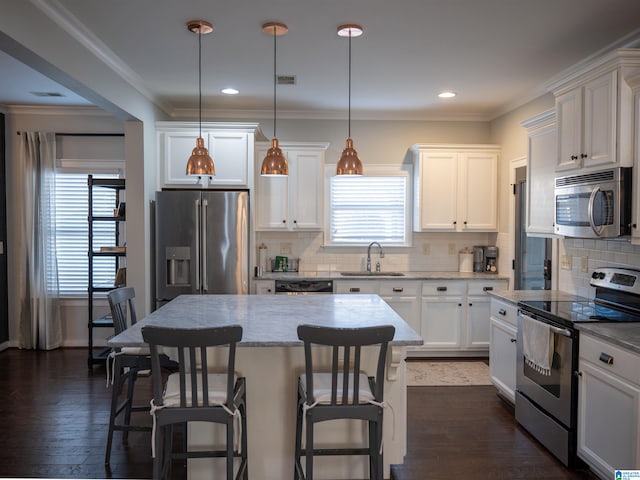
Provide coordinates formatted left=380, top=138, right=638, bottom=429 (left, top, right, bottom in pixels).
left=32, top=0, right=171, bottom=115
left=6, top=105, right=114, bottom=116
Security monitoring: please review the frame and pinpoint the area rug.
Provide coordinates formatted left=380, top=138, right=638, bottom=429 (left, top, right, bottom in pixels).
left=406, top=361, right=491, bottom=386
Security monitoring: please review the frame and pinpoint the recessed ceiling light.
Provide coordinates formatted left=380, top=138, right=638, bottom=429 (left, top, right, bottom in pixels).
left=221, top=88, right=239, bottom=95
left=438, top=91, right=456, bottom=99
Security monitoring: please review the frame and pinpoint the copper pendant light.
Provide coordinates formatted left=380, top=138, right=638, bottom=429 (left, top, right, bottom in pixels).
left=185, top=20, right=215, bottom=177
left=261, top=22, right=289, bottom=176
left=336, top=24, right=364, bottom=176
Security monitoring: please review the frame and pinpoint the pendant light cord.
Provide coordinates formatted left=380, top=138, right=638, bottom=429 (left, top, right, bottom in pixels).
left=348, top=32, right=352, bottom=138
left=198, top=28, right=202, bottom=139
left=273, top=25, right=277, bottom=138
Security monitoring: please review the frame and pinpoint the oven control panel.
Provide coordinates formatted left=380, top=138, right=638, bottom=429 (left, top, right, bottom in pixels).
left=591, top=267, right=640, bottom=294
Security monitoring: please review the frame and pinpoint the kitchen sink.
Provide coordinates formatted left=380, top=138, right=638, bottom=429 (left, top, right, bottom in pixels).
left=340, top=272, right=405, bottom=276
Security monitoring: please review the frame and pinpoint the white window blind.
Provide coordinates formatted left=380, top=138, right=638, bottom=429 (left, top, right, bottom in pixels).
left=329, top=175, right=408, bottom=245
left=54, top=173, right=120, bottom=295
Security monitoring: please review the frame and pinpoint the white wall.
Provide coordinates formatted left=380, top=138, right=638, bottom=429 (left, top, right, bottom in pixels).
left=5, top=107, right=125, bottom=347
left=253, top=118, right=498, bottom=274
left=489, top=93, right=640, bottom=299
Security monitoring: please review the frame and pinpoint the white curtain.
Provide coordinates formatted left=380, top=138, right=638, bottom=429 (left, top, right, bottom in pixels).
left=18, top=132, right=62, bottom=350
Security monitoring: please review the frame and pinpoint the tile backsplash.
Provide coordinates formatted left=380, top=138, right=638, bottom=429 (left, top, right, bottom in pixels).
left=559, top=237, right=640, bottom=298
left=255, top=231, right=497, bottom=274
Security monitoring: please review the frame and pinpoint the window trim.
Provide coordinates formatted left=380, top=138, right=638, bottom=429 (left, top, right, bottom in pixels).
left=323, top=164, right=413, bottom=247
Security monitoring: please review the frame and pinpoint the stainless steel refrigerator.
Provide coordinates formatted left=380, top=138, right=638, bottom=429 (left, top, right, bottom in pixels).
left=155, top=190, right=249, bottom=306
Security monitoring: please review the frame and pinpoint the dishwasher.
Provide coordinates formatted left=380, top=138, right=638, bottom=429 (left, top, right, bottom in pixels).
left=275, top=279, right=334, bottom=294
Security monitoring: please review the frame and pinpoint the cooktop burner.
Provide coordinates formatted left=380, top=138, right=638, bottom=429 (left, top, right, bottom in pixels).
left=518, top=299, right=640, bottom=328
left=518, top=268, right=640, bottom=328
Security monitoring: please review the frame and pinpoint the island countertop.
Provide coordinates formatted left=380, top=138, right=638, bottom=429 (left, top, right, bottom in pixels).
left=109, top=293, right=424, bottom=348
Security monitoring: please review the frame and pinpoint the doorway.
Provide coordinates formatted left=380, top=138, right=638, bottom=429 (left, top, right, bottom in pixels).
left=514, top=166, right=551, bottom=290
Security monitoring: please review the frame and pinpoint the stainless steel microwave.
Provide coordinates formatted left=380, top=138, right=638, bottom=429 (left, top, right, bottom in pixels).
left=554, top=167, right=632, bottom=238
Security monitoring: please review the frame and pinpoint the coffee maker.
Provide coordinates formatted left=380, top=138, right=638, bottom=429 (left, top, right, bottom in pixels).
left=485, top=246, right=498, bottom=273
left=473, top=246, right=486, bottom=273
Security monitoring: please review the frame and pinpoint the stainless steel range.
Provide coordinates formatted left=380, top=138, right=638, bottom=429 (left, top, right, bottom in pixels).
left=516, top=267, right=640, bottom=467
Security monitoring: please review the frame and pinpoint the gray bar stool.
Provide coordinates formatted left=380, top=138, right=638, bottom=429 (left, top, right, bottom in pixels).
left=294, top=324, right=395, bottom=480
left=142, top=325, right=248, bottom=480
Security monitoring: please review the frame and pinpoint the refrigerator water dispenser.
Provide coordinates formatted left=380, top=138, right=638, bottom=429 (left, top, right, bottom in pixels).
left=166, top=246, right=191, bottom=286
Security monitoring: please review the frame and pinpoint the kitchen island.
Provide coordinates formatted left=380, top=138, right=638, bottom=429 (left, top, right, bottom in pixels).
left=109, top=294, right=423, bottom=480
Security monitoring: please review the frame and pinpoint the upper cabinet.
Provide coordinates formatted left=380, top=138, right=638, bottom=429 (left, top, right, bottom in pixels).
left=521, top=109, right=558, bottom=237
left=255, top=142, right=329, bottom=231
left=157, top=122, right=259, bottom=189
left=412, top=144, right=500, bottom=232
left=548, top=49, right=640, bottom=172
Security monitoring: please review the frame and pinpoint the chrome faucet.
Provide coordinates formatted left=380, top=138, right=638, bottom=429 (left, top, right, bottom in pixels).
left=366, top=242, right=384, bottom=272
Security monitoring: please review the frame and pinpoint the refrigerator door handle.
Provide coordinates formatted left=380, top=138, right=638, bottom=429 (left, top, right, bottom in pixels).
left=195, top=198, right=201, bottom=291
left=201, top=198, right=208, bottom=292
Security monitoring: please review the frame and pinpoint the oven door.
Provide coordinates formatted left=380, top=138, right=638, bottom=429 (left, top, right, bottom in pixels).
left=516, top=310, right=577, bottom=428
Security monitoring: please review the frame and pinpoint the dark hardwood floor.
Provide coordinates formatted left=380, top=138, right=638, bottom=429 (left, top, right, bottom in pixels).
left=0, top=348, right=598, bottom=479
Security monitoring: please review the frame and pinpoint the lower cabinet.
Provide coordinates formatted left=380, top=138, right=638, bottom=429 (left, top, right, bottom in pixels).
left=253, top=279, right=275, bottom=294
left=418, top=279, right=508, bottom=356
left=577, top=333, right=640, bottom=478
left=420, top=281, right=466, bottom=350
left=335, top=280, right=421, bottom=344
left=489, top=298, right=518, bottom=403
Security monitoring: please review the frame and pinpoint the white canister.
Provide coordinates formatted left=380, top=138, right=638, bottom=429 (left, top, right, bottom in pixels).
left=258, top=243, right=268, bottom=271
left=459, top=249, right=474, bottom=273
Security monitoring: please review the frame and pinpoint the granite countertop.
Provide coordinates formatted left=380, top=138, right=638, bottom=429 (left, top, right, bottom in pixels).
left=487, top=290, right=588, bottom=304
left=109, top=294, right=424, bottom=348
left=577, top=323, right=640, bottom=355
left=257, top=271, right=509, bottom=281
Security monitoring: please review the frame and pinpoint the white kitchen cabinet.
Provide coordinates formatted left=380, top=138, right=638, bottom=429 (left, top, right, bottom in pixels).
left=420, top=280, right=466, bottom=351
left=412, top=144, right=500, bottom=232
left=549, top=50, right=640, bottom=172
left=253, top=279, right=275, bottom=294
left=334, top=280, right=378, bottom=295
left=522, top=109, right=558, bottom=236
left=556, top=71, right=617, bottom=171
left=577, top=333, right=640, bottom=478
left=630, top=79, right=640, bottom=245
left=418, top=279, right=507, bottom=356
left=466, top=280, right=507, bottom=348
left=379, top=281, right=421, bottom=338
left=156, top=122, right=258, bottom=188
left=335, top=280, right=421, bottom=339
left=255, top=142, right=329, bottom=231
left=489, top=297, right=518, bottom=403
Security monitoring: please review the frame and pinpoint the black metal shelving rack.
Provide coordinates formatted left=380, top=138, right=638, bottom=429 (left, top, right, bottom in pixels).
left=87, top=175, right=126, bottom=367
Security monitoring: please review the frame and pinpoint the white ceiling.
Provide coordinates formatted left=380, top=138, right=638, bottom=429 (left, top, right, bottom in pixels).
left=2, top=0, right=640, bottom=121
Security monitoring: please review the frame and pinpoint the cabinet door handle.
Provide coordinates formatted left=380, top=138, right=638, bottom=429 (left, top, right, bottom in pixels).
left=498, top=308, right=506, bottom=316
left=393, top=287, right=404, bottom=293
left=580, top=153, right=588, bottom=159
left=437, top=286, right=447, bottom=292
left=510, top=338, right=517, bottom=343
left=571, top=155, right=578, bottom=160
left=293, top=220, right=297, bottom=224
left=350, top=287, right=361, bottom=293
left=282, top=219, right=286, bottom=224
left=483, top=286, right=493, bottom=291
left=453, top=221, right=457, bottom=225
left=599, top=353, right=614, bottom=365
left=468, top=303, right=473, bottom=307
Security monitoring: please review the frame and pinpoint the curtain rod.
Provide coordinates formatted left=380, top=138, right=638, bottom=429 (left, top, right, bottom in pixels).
left=16, top=132, right=124, bottom=137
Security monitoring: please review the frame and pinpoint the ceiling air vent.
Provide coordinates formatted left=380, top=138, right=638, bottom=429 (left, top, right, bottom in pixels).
left=30, top=91, right=65, bottom=97
left=277, top=75, right=296, bottom=85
